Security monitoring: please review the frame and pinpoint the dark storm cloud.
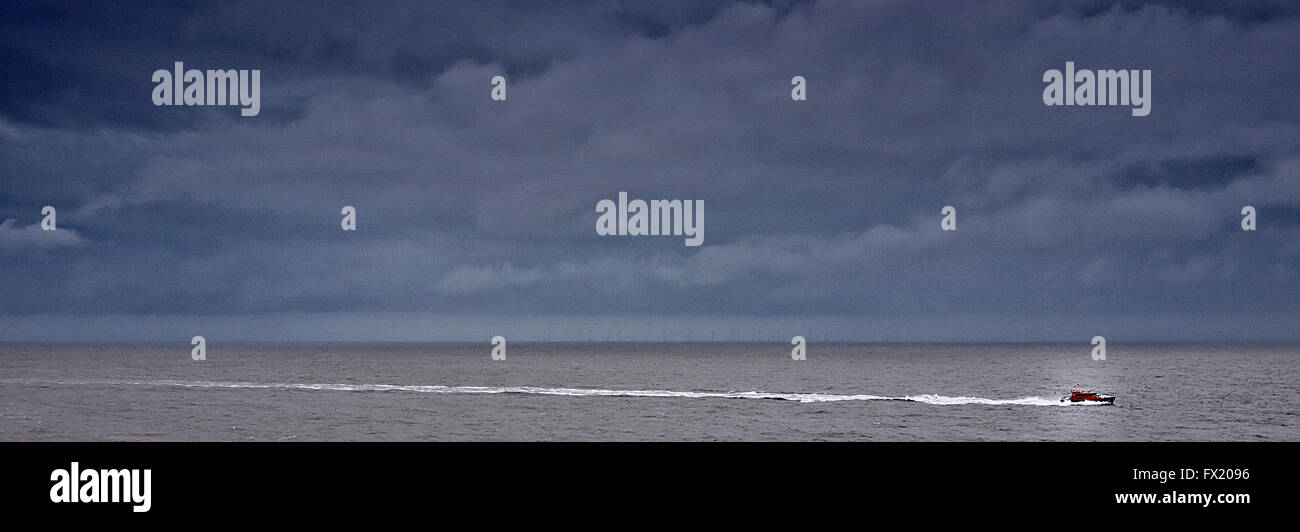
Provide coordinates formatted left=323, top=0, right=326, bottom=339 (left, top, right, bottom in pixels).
left=0, top=0, right=791, bottom=129
left=1, top=0, right=1298, bottom=340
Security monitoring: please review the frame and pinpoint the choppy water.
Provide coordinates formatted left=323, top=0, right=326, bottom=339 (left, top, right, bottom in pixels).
left=0, top=343, right=1294, bottom=441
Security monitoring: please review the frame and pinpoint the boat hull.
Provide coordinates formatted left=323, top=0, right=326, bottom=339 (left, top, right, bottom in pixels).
left=1062, top=395, right=1115, bottom=404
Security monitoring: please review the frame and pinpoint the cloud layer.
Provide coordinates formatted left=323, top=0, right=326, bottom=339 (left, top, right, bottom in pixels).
left=2, top=1, right=1298, bottom=339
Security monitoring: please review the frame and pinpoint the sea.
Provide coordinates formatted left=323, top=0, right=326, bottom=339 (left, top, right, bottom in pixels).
left=0, top=342, right=1295, bottom=441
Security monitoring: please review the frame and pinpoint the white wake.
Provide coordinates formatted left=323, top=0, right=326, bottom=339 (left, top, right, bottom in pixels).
left=2, top=378, right=1108, bottom=406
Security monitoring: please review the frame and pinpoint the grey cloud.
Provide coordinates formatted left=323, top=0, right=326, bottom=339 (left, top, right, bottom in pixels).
left=2, top=1, right=1299, bottom=339
left=437, top=263, right=544, bottom=293
left=0, top=219, right=85, bottom=250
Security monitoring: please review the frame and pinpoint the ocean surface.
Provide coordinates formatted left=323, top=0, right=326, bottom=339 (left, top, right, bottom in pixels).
left=0, top=342, right=1295, bottom=441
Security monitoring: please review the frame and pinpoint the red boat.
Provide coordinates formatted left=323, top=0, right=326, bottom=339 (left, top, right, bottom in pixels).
left=1062, top=386, right=1115, bottom=404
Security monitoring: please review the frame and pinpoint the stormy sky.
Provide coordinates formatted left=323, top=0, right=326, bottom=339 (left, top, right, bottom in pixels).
left=2, top=0, right=1299, bottom=342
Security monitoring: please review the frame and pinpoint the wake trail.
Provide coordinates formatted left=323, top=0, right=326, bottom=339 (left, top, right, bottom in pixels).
left=0, top=378, right=1109, bottom=406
